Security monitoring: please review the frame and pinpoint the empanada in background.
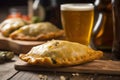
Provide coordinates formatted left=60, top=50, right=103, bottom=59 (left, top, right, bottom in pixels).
left=10, top=22, right=64, bottom=41
left=0, top=18, right=27, bottom=37
left=19, top=40, right=103, bottom=67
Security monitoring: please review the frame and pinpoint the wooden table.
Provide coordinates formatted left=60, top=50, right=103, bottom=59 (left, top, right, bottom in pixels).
left=0, top=52, right=120, bottom=80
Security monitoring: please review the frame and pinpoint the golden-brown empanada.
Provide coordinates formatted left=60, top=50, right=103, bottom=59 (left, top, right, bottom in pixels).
left=10, top=22, right=64, bottom=41
left=19, top=40, right=103, bottom=67
left=0, top=18, right=27, bottom=37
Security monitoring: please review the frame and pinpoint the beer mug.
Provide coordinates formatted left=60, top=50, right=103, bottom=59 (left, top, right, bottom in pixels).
left=112, top=0, right=120, bottom=59
left=61, top=3, right=94, bottom=46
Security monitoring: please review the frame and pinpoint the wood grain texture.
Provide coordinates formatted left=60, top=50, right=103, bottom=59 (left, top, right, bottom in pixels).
left=10, top=71, right=120, bottom=80
left=0, top=56, right=18, bottom=80
left=0, top=55, right=120, bottom=80
left=15, top=59, right=120, bottom=75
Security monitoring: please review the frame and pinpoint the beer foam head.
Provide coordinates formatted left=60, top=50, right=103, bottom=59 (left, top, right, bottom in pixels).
left=61, top=4, right=94, bottom=11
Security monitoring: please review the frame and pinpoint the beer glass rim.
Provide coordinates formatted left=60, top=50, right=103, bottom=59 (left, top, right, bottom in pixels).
left=61, top=3, right=94, bottom=11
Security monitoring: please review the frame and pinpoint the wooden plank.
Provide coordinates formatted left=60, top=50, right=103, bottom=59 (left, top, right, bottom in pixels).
left=15, top=59, right=120, bottom=75
left=0, top=56, right=18, bottom=80
left=10, top=71, right=120, bottom=80
left=10, top=71, right=93, bottom=80
left=10, top=71, right=40, bottom=80
left=0, top=33, right=45, bottom=54
left=1, top=69, right=18, bottom=80
left=92, top=74, right=120, bottom=80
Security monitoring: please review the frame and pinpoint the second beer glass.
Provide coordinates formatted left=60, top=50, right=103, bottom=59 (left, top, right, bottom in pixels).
left=61, top=4, right=94, bottom=46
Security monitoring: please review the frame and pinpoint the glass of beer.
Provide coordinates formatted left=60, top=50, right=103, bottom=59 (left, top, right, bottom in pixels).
left=61, top=4, right=94, bottom=46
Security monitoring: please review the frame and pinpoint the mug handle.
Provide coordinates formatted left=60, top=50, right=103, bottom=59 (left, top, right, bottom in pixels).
left=91, top=12, right=106, bottom=49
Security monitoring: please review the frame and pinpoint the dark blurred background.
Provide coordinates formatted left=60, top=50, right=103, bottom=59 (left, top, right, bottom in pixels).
left=0, top=0, right=28, bottom=22
left=0, top=0, right=94, bottom=22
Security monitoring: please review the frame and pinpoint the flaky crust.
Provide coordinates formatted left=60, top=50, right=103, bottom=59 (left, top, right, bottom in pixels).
left=10, top=30, right=64, bottom=41
left=0, top=18, right=26, bottom=37
left=19, top=40, right=103, bottom=67
left=10, top=22, right=64, bottom=41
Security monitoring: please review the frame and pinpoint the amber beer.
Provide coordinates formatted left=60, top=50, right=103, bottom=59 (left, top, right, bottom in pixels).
left=61, top=4, right=94, bottom=45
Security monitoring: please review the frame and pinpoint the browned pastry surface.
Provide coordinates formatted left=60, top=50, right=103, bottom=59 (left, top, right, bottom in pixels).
left=10, top=22, right=64, bottom=41
left=19, top=40, right=103, bottom=67
left=0, top=18, right=27, bottom=37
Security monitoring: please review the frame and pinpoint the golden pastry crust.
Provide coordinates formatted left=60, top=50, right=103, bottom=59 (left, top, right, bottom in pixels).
left=0, top=18, right=26, bottom=37
left=10, top=22, right=64, bottom=41
left=19, top=40, right=103, bottom=67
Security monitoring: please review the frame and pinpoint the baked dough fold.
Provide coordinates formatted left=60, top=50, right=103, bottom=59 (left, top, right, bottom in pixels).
left=0, top=18, right=26, bottom=37
left=10, top=22, right=64, bottom=40
left=19, top=40, right=103, bottom=67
